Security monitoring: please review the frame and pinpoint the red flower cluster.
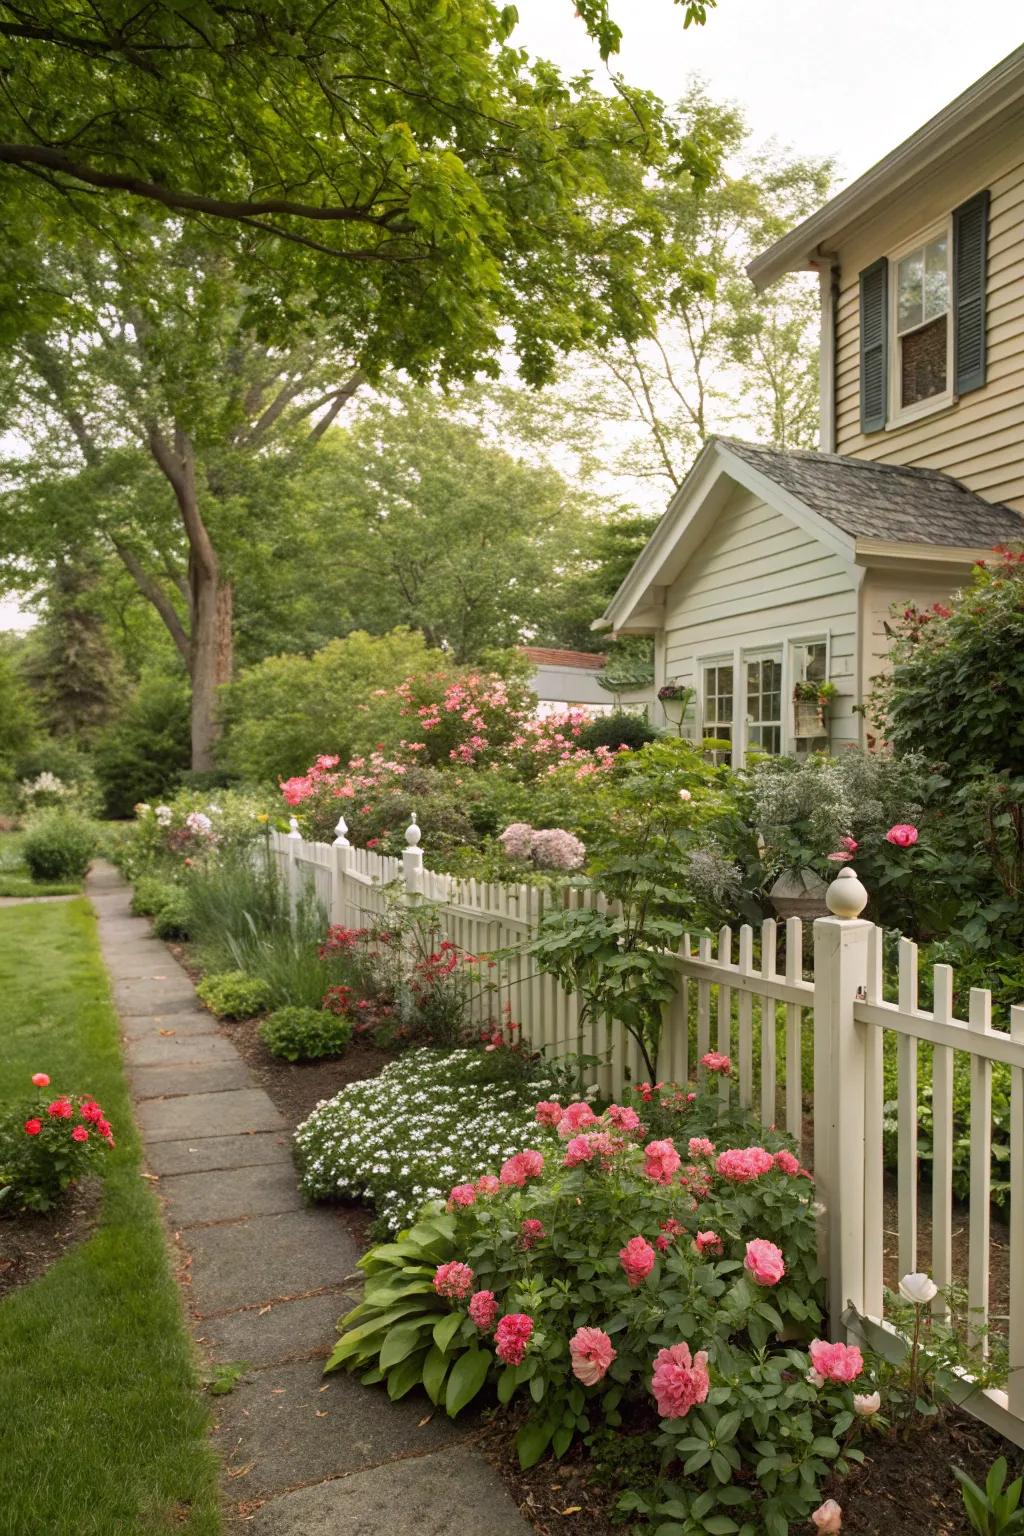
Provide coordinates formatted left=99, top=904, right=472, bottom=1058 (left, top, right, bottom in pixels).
left=23, top=1078, right=114, bottom=1147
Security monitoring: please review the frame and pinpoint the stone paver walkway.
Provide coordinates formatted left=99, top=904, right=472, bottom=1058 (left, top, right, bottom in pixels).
left=89, top=862, right=531, bottom=1536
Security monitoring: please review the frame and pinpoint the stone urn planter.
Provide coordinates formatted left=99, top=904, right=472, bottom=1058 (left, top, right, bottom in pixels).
left=769, top=868, right=829, bottom=922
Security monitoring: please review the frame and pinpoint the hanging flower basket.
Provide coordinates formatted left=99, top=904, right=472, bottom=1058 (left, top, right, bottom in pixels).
left=658, top=683, right=690, bottom=702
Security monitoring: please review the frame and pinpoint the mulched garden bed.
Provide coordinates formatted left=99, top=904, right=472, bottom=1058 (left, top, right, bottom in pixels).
left=0, top=1175, right=103, bottom=1300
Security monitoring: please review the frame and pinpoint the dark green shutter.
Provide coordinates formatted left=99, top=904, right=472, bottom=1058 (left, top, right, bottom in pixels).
left=953, top=189, right=989, bottom=395
left=859, top=257, right=888, bottom=432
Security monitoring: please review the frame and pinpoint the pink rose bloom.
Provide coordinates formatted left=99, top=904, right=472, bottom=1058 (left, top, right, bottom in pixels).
left=468, top=1290, right=499, bottom=1331
left=499, top=1149, right=544, bottom=1186
left=556, top=1102, right=598, bottom=1139
left=31, top=1073, right=50, bottom=1087
left=744, top=1238, right=786, bottom=1286
left=569, top=1327, right=616, bottom=1386
left=534, top=1100, right=562, bottom=1127
left=494, top=1312, right=534, bottom=1366
left=650, top=1342, right=710, bottom=1419
left=643, top=1138, right=682, bottom=1184
left=619, top=1236, right=656, bottom=1287
left=885, top=823, right=919, bottom=848
left=606, top=1103, right=642, bottom=1133
left=808, top=1339, right=864, bottom=1384
left=448, top=1183, right=477, bottom=1208
left=563, top=1133, right=618, bottom=1168
left=475, top=1174, right=501, bottom=1196
left=71, top=1125, right=89, bottom=1143
left=433, top=1261, right=475, bottom=1301
left=701, top=1051, right=732, bottom=1075
left=839, top=835, right=858, bottom=852
left=774, top=1149, right=801, bottom=1175
left=688, top=1137, right=716, bottom=1158
left=694, top=1230, right=724, bottom=1257
left=811, top=1500, right=843, bottom=1533
left=715, top=1146, right=775, bottom=1182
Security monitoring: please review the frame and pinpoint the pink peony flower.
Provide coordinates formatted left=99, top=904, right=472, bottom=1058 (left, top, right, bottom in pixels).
left=811, top=1500, right=843, bottom=1533
left=71, top=1125, right=89, bottom=1143
left=556, top=1102, right=598, bottom=1139
left=606, top=1103, right=641, bottom=1133
left=31, top=1073, right=50, bottom=1087
left=688, top=1136, right=716, bottom=1158
left=715, top=1146, right=775, bottom=1182
left=826, top=850, right=853, bottom=863
left=694, top=1230, right=724, bottom=1257
left=701, top=1051, right=732, bottom=1075
left=563, top=1134, right=597, bottom=1168
left=534, top=1100, right=563, bottom=1127
left=468, top=1290, right=499, bottom=1331
left=774, top=1149, right=801, bottom=1175
left=519, top=1218, right=545, bottom=1250
left=744, top=1238, right=786, bottom=1286
left=475, top=1175, right=501, bottom=1195
left=808, top=1339, right=864, bottom=1384
left=448, top=1183, right=477, bottom=1208
left=499, top=1149, right=544, bottom=1187
left=853, top=1391, right=881, bottom=1417
left=839, top=835, right=858, bottom=852
left=46, top=1098, right=72, bottom=1120
left=885, top=823, right=918, bottom=848
left=495, top=1312, right=534, bottom=1365
left=619, top=1236, right=656, bottom=1287
left=643, top=1138, right=682, bottom=1184
left=651, top=1342, right=710, bottom=1419
left=433, top=1261, right=475, bottom=1301
left=569, top=1327, right=616, bottom=1386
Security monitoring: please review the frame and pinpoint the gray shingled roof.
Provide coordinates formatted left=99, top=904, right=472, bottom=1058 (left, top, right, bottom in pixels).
left=718, top=437, right=1024, bottom=548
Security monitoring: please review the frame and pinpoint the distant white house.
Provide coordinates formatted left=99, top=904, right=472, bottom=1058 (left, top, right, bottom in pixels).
left=597, top=47, right=1024, bottom=764
left=518, top=647, right=652, bottom=719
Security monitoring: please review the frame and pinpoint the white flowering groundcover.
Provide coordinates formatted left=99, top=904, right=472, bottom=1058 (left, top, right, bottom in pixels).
left=294, top=1048, right=555, bottom=1233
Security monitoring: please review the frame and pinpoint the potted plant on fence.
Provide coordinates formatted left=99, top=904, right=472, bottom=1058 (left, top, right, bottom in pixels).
left=793, top=679, right=838, bottom=739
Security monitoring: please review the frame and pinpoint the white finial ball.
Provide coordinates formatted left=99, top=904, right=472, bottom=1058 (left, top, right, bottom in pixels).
left=405, top=812, right=421, bottom=847
left=333, top=816, right=349, bottom=847
left=825, top=866, right=868, bottom=919
left=288, top=815, right=300, bottom=837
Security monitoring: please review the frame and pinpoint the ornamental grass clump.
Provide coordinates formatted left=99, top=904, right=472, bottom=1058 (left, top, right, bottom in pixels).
left=329, top=1076, right=882, bottom=1532
left=0, top=1073, right=115, bottom=1212
left=293, top=1048, right=552, bottom=1234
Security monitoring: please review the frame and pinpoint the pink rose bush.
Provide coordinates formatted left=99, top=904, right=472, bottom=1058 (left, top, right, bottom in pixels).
left=328, top=1076, right=879, bottom=1529
left=0, top=1074, right=115, bottom=1212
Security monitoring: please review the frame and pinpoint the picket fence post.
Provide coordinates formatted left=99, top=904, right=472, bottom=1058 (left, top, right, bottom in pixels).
left=331, top=816, right=351, bottom=928
left=812, top=867, right=871, bottom=1340
left=286, top=814, right=302, bottom=917
left=403, top=813, right=423, bottom=903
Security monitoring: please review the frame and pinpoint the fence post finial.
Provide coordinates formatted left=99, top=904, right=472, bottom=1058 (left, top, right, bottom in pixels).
left=825, top=866, right=868, bottom=920
left=287, top=815, right=302, bottom=841
left=405, top=812, right=422, bottom=848
left=333, top=816, right=350, bottom=848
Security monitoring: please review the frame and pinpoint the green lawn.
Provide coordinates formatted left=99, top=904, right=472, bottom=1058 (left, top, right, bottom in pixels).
left=0, top=830, right=82, bottom=897
left=0, top=900, right=222, bottom=1535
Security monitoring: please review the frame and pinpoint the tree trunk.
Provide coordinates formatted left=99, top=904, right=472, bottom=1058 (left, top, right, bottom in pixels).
left=189, top=564, right=233, bottom=773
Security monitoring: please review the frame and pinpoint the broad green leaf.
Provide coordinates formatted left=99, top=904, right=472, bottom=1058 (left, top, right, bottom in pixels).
left=445, top=1348, right=491, bottom=1417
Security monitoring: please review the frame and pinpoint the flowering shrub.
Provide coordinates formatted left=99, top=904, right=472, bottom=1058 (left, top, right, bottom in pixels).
left=329, top=1081, right=877, bottom=1531
left=293, top=1048, right=555, bottom=1233
left=122, top=789, right=272, bottom=878
left=498, top=823, right=586, bottom=871
left=0, top=1074, right=115, bottom=1212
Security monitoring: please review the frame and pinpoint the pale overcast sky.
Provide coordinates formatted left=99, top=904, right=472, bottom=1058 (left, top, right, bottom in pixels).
left=513, top=0, right=1023, bottom=189
left=2, top=8, right=1021, bottom=631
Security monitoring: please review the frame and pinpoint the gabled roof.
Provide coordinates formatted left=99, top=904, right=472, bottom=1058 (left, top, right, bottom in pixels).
left=598, top=437, right=1022, bottom=633
left=749, top=44, right=1024, bottom=290
left=719, top=439, right=1023, bottom=548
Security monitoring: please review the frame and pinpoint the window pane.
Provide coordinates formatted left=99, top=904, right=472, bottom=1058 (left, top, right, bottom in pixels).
left=901, top=315, right=947, bottom=406
left=923, top=236, right=949, bottom=321
left=897, top=249, right=923, bottom=332
left=805, top=642, right=826, bottom=682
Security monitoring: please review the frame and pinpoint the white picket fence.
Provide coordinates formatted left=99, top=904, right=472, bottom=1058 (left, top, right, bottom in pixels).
left=271, top=818, right=1024, bottom=1446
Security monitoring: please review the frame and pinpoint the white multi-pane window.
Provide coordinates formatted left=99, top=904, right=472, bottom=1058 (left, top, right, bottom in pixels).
left=791, top=639, right=827, bottom=688
left=745, top=652, right=783, bottom=756
left=893, top=228, right=951, bottom=413
left=701, top=662, right=734, bottom=764
left=791, top=638, right=829, bottom=748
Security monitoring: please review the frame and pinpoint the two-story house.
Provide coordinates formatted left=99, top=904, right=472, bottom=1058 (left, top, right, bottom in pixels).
left=597, top=45, right=1024, bottom=762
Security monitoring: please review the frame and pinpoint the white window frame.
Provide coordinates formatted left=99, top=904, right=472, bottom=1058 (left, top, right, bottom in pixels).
left=887, top=217, right=954, bottom=428
left=698, top=655, right=735, bottom=764
left=742, top=646, right=784, bottom=759
left=788, top=634, right=831, bottom=749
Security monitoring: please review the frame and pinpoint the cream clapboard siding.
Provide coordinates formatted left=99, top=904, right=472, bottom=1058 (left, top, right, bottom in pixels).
left=659, top=485, right=861, bottom=759
left=859, top=567, right=973, bottom=729
left=834, top=117, right=1024, bottom=510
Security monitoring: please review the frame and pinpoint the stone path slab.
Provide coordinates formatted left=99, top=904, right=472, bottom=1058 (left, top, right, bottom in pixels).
left=248, top=1449, right=532, bottom=1536
left=88, top=861, right=532, bottom=1536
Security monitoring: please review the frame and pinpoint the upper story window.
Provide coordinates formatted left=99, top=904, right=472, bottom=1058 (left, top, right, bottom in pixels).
left=894, top=230, right=951, bottom=412
left=858, top=189, right=990, bottom=436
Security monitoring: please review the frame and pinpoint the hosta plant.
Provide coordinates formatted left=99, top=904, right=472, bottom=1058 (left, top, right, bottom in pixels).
left=0, top=1073, right=115, bottom=1212
left=327, top=1080, right=878, bottom=1532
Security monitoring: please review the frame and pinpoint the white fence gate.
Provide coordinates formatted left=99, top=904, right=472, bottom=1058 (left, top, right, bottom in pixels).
left=270, top=820, right=1024, bottom=1446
